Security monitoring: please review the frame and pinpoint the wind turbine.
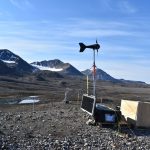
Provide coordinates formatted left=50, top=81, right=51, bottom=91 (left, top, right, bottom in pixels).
left=79, top=40, right=100, bottom=96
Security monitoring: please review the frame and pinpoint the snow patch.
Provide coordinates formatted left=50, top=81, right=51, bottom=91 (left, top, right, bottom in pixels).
left=32, top=64, right=63, bottom=72
left=1, top=60, right=16, bottom=64
left=19, top=99, right=40, bottom=104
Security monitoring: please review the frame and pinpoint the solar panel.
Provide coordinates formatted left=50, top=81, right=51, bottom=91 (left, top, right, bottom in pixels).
left=81, top=94, right=96, bottom=116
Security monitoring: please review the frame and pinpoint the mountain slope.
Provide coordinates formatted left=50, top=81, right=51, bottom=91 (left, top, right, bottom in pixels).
left=82, top=68, right=117, bottom=82
left=0, top=60, right=16, bottom=75
left=82, top=68, right=146, bottom=85
left=31, top=59, right=83, bottom=76
left=0, top=49, right=34, bottom=75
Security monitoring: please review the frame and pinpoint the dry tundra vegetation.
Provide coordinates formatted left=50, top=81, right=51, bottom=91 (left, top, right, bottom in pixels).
left=0, top=75, right=150, bottom=149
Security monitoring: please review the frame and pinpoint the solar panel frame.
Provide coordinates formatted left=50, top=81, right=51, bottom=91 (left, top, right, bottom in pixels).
left=81, top=94, right=96, bottom=116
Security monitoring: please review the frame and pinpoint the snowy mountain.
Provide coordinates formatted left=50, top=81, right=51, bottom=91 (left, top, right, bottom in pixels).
left=31, top=59, right=63, bottom=72
left=0, top=49, right=18, bottom=61
left=0, top=49, right=147, bottom=84
left=31, top=59, right=83, bottom=76
left=0, top=49, right=34, bottom=75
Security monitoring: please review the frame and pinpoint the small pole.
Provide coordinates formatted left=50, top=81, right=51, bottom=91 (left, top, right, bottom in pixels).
left=78, top=90, right=79, bottom=101
left=87, top=75, right=89, bottom=95
left=33, top=98, right=35, bottom=113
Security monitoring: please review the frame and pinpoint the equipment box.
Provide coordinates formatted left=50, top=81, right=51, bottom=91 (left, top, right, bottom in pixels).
left=94, top=104, right=121, bottom=123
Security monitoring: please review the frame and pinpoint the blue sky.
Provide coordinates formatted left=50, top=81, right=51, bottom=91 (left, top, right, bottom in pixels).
left=0, top=0, right=150, bottom=83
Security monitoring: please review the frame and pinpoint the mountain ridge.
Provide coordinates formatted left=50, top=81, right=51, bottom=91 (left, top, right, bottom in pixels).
left=0, top=49, right=147, bottom=84
left=81, top=68, right=146, bottom=84
left=31, top=59, right=83, bottom=76
left=81, top=68, right=117, bottom=82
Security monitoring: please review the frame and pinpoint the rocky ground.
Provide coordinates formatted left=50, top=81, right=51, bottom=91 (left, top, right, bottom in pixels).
left=0, top=101, right=150, bottom=150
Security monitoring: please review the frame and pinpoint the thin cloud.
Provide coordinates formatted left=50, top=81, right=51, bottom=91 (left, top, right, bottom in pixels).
left=97, top=0, right=137, bottom=14
left=118, top=1, right=137, bottom=14
left=0, top=19, right=149, bottom=56
left=68, top=29, right=132, bottom=38
left=9, top=0, right=34, bottom=10
left=97, top=0, right=113, bottom=11
left=0, top=19, right=143, bottom=41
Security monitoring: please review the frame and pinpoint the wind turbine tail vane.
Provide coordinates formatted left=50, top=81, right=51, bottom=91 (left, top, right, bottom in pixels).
left=96, top=39, right=99, bottom=54
left=79, top=43, right=86, bottom=52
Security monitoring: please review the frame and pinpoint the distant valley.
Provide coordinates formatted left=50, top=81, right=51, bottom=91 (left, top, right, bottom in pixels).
left=0, top=49, right=150, bottom=107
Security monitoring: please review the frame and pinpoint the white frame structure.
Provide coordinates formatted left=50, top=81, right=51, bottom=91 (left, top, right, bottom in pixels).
left=81, top=94, right=96, bottom=116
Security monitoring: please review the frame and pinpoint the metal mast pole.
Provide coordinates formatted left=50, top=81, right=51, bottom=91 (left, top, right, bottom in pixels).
left=93, top=49, right=96, bottom=97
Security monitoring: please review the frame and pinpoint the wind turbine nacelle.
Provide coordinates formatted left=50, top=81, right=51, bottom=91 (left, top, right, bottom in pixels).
left=79, top=42, right=100, bottom=52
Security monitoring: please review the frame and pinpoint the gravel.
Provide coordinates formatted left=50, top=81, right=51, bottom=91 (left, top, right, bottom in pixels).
left=0, top=102, right=150, bottom=150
